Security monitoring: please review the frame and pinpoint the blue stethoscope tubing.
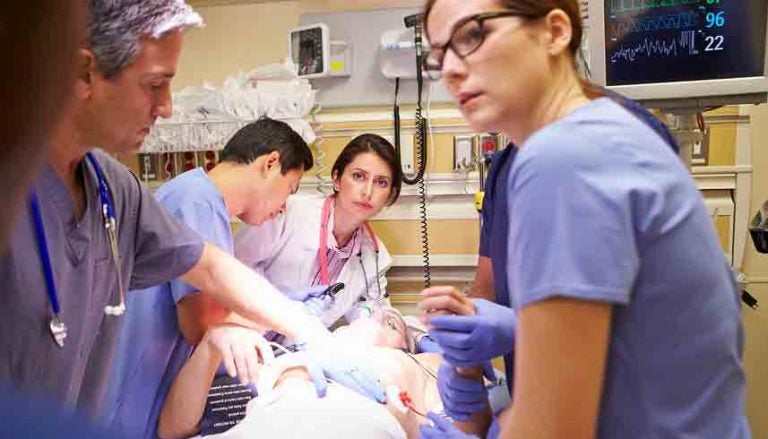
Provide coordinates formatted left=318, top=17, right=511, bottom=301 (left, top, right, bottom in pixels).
left=86, top=152, right=126, bottom=317
left=31, top=152, right=126, bottom=348
left=30, top=191, right=61, bottom=318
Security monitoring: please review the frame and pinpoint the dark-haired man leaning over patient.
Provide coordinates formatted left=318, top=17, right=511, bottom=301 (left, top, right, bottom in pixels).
left=104, top=118, right=344, bottom=438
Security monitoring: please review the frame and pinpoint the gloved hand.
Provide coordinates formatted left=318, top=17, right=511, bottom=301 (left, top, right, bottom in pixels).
left=281, top=285, right=335, bottom=319
left=415, top=334, right=443, bottom=354
left=428, top=299, right=516, bottom=368
left=437, top=362, right=491, bottom=421
left=487, top=416, right=501, bottom=439
left=420, top=412, right=480, bottom=439
left=283, top=285, right=329, bottom=302
left=303, top=294, right=333, bottom=318
left=302, top=336, right=386, bottom=403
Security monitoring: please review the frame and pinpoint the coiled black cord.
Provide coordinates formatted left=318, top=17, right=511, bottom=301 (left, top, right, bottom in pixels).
left=392, top=19, right=432, bottom=288
left=414, top=106, right=431, bottom=288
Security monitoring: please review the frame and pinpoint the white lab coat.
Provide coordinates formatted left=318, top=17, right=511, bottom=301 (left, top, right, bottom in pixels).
left=234, top=195, right=392, bottom=327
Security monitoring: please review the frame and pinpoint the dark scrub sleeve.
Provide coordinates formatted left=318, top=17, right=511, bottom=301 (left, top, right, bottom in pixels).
left=128, top=173, right=205, bottom=291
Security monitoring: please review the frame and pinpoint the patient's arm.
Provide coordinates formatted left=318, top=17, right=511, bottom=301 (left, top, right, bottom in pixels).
left=158, top=337, right=220, bottom=439
left=159, top=326, right=274, bottom=439
left=161, top=314, right=441, bottom=439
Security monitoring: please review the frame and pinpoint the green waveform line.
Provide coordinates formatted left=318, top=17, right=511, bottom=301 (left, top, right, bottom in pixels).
left=612, top=0, right=703, bottom=14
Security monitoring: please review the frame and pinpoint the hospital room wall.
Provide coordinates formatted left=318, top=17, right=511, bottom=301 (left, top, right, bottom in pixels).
left=161, top=2, right=768, bottom=435
left=173, top=2, right=301, bottom=89
left=742, top=105, right=768, bottom=439
left=175, top=0, right=425, bottom=90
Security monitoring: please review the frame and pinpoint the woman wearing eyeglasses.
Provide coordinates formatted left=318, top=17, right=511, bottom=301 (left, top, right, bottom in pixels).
left=418, top=1, right=749, bottom=438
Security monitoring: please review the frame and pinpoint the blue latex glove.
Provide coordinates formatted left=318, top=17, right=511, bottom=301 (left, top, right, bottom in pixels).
left=302, top=338, right=387, bottom=404
left=303, top=295, right=333, bottom=318
left=416, top=334, right=443, bottom=354
left=263, top=294, right=333, bottom=343
left=420, top=412, right=479, bottom=439
left=283, top=285, right=329, bottom=302
left=487, top=416, right=501, bottom=439
left=428, top=299, right=516, bottom=368
left=437, top=362, right=492, bottom=421
left=303, top=355, right=328, bottom=397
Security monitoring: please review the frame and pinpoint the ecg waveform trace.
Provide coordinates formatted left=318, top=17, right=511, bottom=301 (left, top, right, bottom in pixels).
left=611, top=10, right=699, bottom=38
left=610, top=30, right=697, bottom=63
left=610, top=0, right=702, bottom=14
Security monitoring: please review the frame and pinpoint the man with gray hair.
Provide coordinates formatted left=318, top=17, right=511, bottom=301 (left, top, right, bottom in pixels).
left=0, top=0, right=384, bottom=423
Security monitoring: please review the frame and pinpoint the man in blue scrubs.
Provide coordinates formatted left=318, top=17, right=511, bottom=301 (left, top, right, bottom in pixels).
left=105, top=118, right=314, bottom=438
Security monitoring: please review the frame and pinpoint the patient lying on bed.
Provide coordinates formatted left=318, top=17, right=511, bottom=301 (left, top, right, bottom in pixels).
left=158, top=308, right=444, bottom=439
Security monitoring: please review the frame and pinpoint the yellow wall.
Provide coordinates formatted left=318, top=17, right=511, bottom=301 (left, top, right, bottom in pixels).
left=174, top=1, right=300, bottom=89
left=370, top=219, right=479, bottom=255
left=176, top=0, right=423, bottom=90
left=169, top=2, right=767, bottom=436
left=742, top=104, right=768, bottom=439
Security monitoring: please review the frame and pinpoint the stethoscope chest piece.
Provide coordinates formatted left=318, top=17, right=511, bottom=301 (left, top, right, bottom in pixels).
left=104, top=303, right=126, bottom=316
left=49, top=315, right=68, bottom=348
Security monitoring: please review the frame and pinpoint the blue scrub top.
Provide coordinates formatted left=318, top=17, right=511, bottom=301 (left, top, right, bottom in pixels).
left=502, top=97, right=747, bottom=437
left=105, top=168, right=233, bottom=438
left=0, top=384, right=119, bottom=438
left=480, top=90, right=682, bottom=391
left=479, top=146, right=517, bottom=389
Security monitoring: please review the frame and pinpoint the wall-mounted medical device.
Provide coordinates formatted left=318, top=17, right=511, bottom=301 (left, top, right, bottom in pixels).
left=587, top=0, right=768, bottom=109
left=380, top=28, right=430, bottom=79
left=380, top=29, right=418, bottom=79
left=289, top=23, right=352, bottom=78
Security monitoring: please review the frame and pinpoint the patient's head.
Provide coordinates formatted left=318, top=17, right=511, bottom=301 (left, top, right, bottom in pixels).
left=335, top=306, right=412, bottom=351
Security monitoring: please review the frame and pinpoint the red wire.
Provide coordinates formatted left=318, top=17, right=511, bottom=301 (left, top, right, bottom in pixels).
left=399, top=391, right=427, bottom=418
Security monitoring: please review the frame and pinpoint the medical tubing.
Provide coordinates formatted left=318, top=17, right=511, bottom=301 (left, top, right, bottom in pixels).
left=374, top=250, right=384, bottom=299
left=405, top=352, right=438, bottom=381
left=30, top=191, right=61, bottom=315
left=399, top=391, right=427, bottom=418
left=358, top=252, right=371, bottom=299
left=86, top=152, right=127, bottom=315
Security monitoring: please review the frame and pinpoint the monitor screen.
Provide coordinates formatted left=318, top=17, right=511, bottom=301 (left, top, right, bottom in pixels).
left=289, top=24, right=329, bottom=78
left=605, top=1, right=768, bottom=87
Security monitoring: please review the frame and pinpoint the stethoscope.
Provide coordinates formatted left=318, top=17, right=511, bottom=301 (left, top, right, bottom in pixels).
left=318, top=195, right=383, bottom=301
left=30, top=152, right=126, bottom=348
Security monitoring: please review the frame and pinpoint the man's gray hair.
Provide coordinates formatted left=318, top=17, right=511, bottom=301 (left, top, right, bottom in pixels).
left=89, top=0, right=203, bottom=78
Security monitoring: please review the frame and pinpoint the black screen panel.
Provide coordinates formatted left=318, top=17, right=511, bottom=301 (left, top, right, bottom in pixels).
left=605, top=0, right=767, bottom=86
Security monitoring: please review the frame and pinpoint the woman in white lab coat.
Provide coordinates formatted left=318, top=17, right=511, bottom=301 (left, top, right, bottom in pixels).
left=235, top=134, right=402, bottom=327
